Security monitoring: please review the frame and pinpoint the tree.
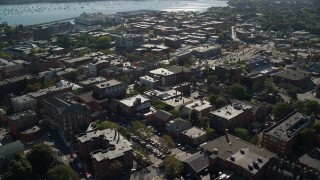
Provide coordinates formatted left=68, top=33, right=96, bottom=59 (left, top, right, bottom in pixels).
left=3, top=154, right=33, bottom=180
left=299, top=128, right=317, bottom=146
left=163, top=155, right=184, bottom=179
left=117, top=126, right=131, bottom=140
left=108, top=160, right=123, bottom=178
left=234, top=127, right=249, bottom=140
left=199, top=116, right=209, bottom=129
left=292, top=100, right=305, bottom=111
left=189, top=110, right=199, bottom=126
left=305, top=100, right=320, bottom=114
left=159, top=135, right=175, bottom=149
left=96, top=36, right=111, bottom=49
left=208, top=94, right=219, bottom=105
left=206, top=127, right=215, bottom=139
left=47, top=164, right=78, bottom=180
left=169, top=109, right=180, bottom=117
left=216, top=97, right=228, bottom=109
left=230, top=83, right=247, bottom=100
left=272, top=102, right=291, bottom=120
left=207, top=75, right=217, bottom=84
left=264, top=77, right=276, bottom=93
left=314, top=122, right=320, bottom=133
left=287, top=86, right=300, bottom=100
left=27, top=144, right=53, bottom=174
left=93, top=121, right=118, bottom=130
left=131, top=121, right=153, bottom=139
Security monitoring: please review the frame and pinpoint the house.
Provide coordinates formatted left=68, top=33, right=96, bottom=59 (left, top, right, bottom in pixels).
left=146, top=109, right=176, bottom=129
left=181, top=127, right=207, bottom=146
left=166, top=118, right=192, bottom=138
left=274, top=69, right=312, bottom=89
left=180, top=151, right=209, bottom=179
left=117, top=94, right=151, bottom=116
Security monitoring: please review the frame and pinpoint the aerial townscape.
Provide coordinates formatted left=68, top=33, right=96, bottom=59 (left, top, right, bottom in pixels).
left=0, top=0, right=320, bottom=179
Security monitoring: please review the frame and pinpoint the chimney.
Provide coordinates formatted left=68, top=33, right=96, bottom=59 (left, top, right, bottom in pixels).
left=225, top=129, right=229, bottom=142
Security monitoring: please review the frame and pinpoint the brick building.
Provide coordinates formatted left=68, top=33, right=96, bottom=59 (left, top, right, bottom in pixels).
left=74, top=128, right=133, bottom=179
left=92, top=79, right=126, bottom=99
left=43, top=96, right=90, bottom=138
left=181, top=127, right=207, bottom=146
left=117, top=94, right=151, bottom=116
left=209, top=103, right=253, bottom=134
left=7, top=110, right=40, bottom=140
left=261, top=110, right=314, bottom=155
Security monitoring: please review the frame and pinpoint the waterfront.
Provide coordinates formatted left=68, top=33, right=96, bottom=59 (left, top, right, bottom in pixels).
left=0, top=0, right=228, bottom=26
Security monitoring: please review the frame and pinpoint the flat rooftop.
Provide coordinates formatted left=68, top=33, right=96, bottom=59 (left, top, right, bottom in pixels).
left=276, top=69, right=310, bottom=81
left=79, top=77, right=107, bottom=85
left=8, top=110, right=36, bottom=121
left=77, top=128, right=132, bottom=162
left=150, top=68, right=174, bottom=76
left=264, top=111, right=313, bottom=142
left=210, top=103, right=252, bottom=120
left=185, top=100, right=212, bottom=112
left=119, top=94, right=150, bottom=107
left=200, top=134, right=275, bottom=160
left=95, top=79, right=123, bottom=89
left=182, top=127, right=206, bottom=139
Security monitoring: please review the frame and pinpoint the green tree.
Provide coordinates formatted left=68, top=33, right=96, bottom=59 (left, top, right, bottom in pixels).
left=199, top=116, right=209, bottom=129
left=292, top=100, right=305, bottom=111
left=163, top=155, right=184, bottom=180
left=234, top=127, right=249, bottom=140
left=47, top=164, right=78, bottom=180
left=216, top=97, right=228, bottom=109
left=93, top=121, right=118, bottom=130
left=206, top=127, right=215, bottom=139
left=272, top=102, right=291, bottom=120
left=3, top=154, right=33, bottom=180
left=208, top=94, right=219, bottom=105
left=27, top=144, right=53, bottom=174
left=230, top=83, right=247, bottom=100
left=207, top=75, right=218, bottom=84
left=131, top=121, right=154, bottom=139
left=117, top=126, right=131, bottom=140
left=287, top=86, right=300, bottom=100
left=264, top=77, right=276, bottom=93
left=169, top=109, right=180, bottom=117
left=299, top=128, right=317, bottom=146
left=305, top=100, right=320, bottom=114
left=108, top=160, right=123, bottom=178
left=96, top=36, right=111, bottom=49
left=189, top=110, right=199, bottom=126
left=159, top=135, right=175, bottom=149
left=314, top=122, right=320, bottom=133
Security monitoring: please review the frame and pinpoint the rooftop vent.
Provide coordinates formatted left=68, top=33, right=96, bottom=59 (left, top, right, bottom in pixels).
left=240, top=149, right=245, bottom=154
left=230, top=156, right=235, bottom=161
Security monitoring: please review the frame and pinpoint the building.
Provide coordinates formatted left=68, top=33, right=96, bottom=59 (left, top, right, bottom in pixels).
left=33, top=27, right=50, bottom=40
left=181, top=127, right=207, bottom=146
left=209, top=103, right=253, bottom=134
left=43, top=95, right=90, bottom=137
left=149, top=68, right=176, bottom=87
left=0, top=141, right=25, bottom=170
left=166, top=65, right=194, bottom=83
left=74, top=128, right=133, bottom=179
left=117, top=94, right=151, bottom=116
left=88, top=60, right=110, bottom=77
left=79, top=77, right=107, bottom=92
left=75, top=12, right=107, bottom=26
left=200, top=133, right=275, bottom=180
left=192, top=45, right=221, bottom=58
left=11, top=94, right=37, bottom=113
left=92, top=79, right=126, bottom=99
left=139, top=75, right=160, bottom=89
left=180, top=151, right=209, bottom=179
left=261, top=110, right=314, bottom=155
left=62, top=56, right=93, bottom=68
left=115, top=34, right=144, bottom=52
left=181, top=100, right=212, bottom=118
left=166, top=118, right=192, bottom=138
left=7, top=110, right=40, bottom=140
left=146, top=109, right=176, bottom=129
left=274, top=69, right=311, bottom=89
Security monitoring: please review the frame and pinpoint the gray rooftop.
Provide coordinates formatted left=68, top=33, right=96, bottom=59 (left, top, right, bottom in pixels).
left=182, top=127, right=206, bottom=139
left=264, top=111, right=314, bottom=142
left=210, top=103, right=252, bottom=120
left=181, top=151, right=209, bottom=173
left=276, top=69, right=310, bottom=81
left=8, top=110, right=36, bottom=121
left=200, top=134, right=275, bottom=160
left=95, top=79, right=123, bottom=89
left=76, top=129, right=132, bottom=162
